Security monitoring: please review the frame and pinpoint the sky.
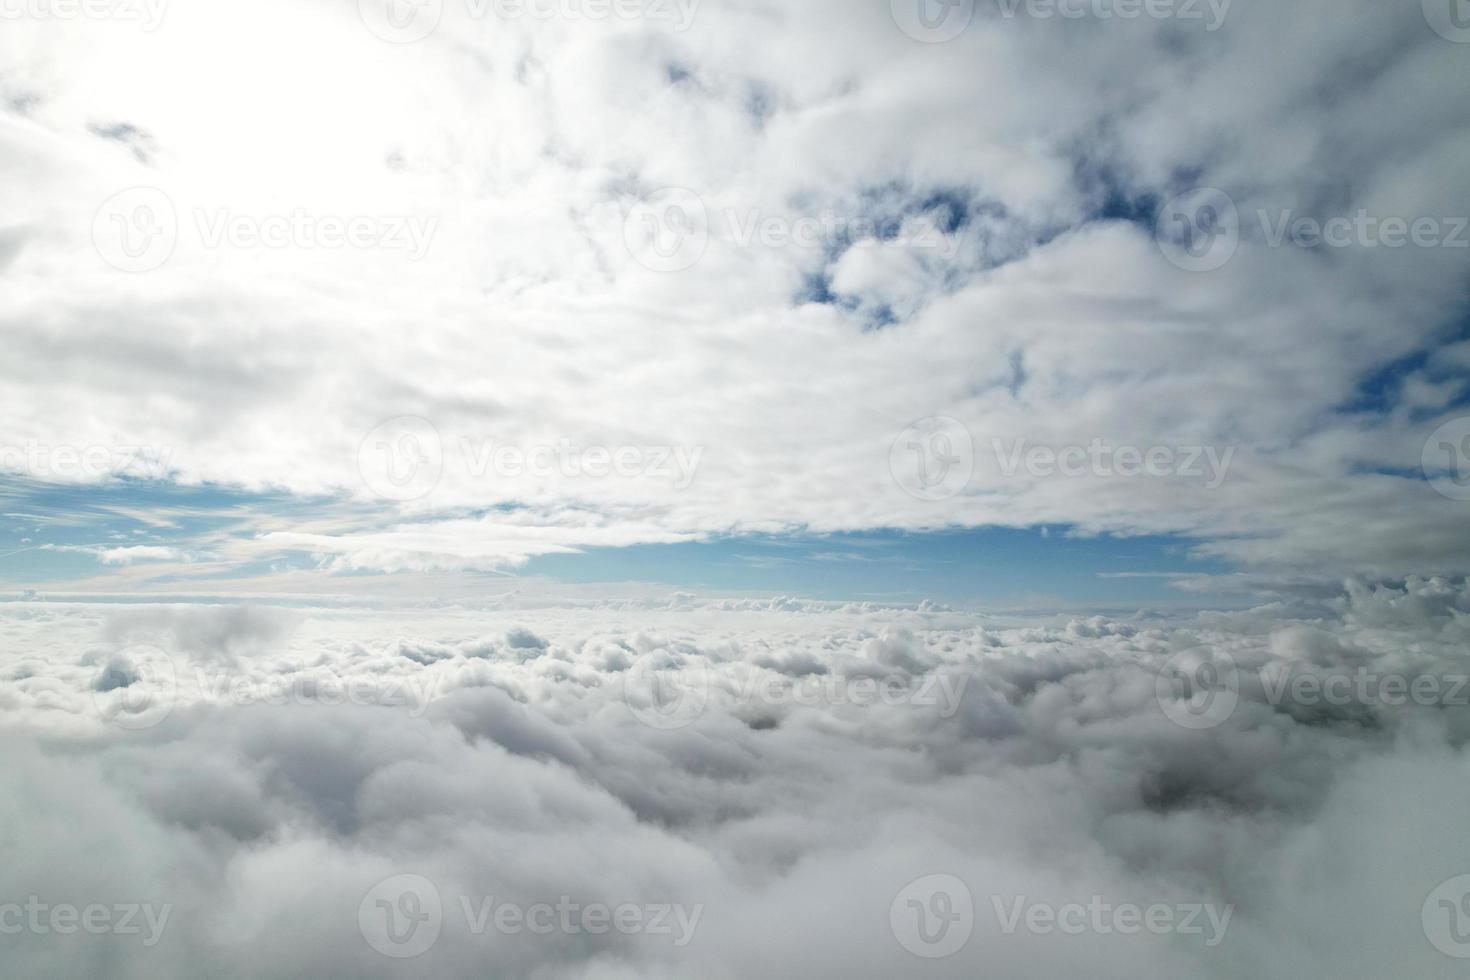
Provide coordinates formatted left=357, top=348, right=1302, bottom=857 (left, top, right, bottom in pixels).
left=0, top=477, right=1238, bottom=608
left=4, top=2, right=1470, bottom=979
left=1, top=0, right=1469, bottom=609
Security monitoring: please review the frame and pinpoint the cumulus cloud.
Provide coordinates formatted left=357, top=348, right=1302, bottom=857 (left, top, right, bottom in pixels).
left=2, top=3, right=1468, bottom=977
left=0, top=0, right=1465, bottom=579
left=1, top=581, right=1469, bottom=976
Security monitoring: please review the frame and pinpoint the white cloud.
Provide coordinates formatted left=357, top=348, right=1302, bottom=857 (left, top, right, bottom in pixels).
left=42, top=544, right=183, bottom=565
left=0, top=1, right=1465, bottom=578
left=2, top=579, right=1470, bottom=975
left=4, top=7, right=1469, bottom=977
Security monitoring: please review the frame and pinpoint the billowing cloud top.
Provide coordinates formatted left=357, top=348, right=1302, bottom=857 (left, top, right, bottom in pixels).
left=6, top=579, right=1470, bottom=976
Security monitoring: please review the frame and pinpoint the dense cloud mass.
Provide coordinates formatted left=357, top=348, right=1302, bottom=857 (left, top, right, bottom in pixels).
left=3, top=580, right=1470, bottom=977
left=0, top=0, right=1468, bottom=580
left=4, top=0, right=1470, bottom=977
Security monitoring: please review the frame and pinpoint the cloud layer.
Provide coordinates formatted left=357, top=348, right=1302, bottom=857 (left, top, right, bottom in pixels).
left=1, top=0, right=1468, bottom=579
left=4, top=579, right=1470, bottom=976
